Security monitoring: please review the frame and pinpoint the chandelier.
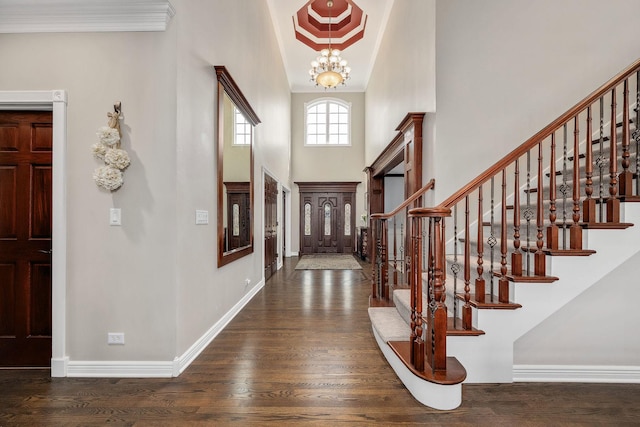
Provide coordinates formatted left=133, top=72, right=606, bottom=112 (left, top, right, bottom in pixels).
left=309, top=0, right=351, bottom=88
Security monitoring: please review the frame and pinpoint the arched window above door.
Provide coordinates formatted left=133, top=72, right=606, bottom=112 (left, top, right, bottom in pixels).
left=304, top=98, right=351, bottom=146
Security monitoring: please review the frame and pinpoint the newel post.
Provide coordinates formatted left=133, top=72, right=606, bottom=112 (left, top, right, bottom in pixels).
left=409, top=206, right=451, bottom=373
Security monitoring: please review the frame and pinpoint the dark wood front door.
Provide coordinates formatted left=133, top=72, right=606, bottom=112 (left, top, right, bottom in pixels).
left=297, top=182, right=358, bottom=255
left=225, top=182, right=250, bottom=251
left=264, top=174, right=278, bottom=280
left=0, top=111, right=53, bottom=367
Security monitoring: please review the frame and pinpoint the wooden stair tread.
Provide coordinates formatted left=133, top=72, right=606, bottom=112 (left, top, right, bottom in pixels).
left=620, top=195, right=640, bottom=202
left=502, top=274, right=559, bottom=283
left=580, top=222, right=634, bottom=229
left=521, top=246, right=595, bottom=257
left=456, top=293, right=522, bottom=309
left=447, top=317, right=485, bottom=336
left=542, top=248, right=596, bottom=256
left=388, top=341, right=467, bottom=385
left=369, top=296, right=395, bottom=308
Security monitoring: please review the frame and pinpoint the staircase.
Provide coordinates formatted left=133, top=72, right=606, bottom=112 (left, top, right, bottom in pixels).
left=369, top=59, right=640, bottom=410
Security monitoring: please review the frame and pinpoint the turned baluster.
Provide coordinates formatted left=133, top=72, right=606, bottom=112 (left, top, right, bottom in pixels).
left=525, top=151, right=533, bottom=275
left=475, top=185, right=485, bottom=302
left=634, top=72, right=640, bottom=196
left=499, top=169, right=509, bottom=303
left=547, top=133, right=559, bottom=249
left=452, top=206, right=459, bottom=329
left=463, top=196, right=472, bottom=329
left=535, top=142, right=546, bottom=276
left=392, top=217, right=398, bottom=287
left=633, top=71, right=640, bottom=196
left=583, top=106, right=596, bottom=223
left=511, top=159, right=522, bottom=275
left=372, top=218, right=379, bottom=299
left=608, top=88, right=620, bottom=222
left=381, top=219, right=389, bottom=299
left=561, top=125, right=569, bottom=248
left=571, top=116, right=583, bottom=250
left=598, top=98, right=606, bottom=221
left=489, top=178, right=496, bottom=300
left=427, top=216, right=448, bottom=372
left=619, top=78, right=633, bottom=197
left=409, top=216, right=421, bottom=367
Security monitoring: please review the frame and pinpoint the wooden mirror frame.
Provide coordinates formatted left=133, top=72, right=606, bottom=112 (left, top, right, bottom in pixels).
left=215, top=66, right=260, bottom=267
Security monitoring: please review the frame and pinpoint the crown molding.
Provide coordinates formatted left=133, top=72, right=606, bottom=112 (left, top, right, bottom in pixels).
left=0, top=0, right=175, bottom=33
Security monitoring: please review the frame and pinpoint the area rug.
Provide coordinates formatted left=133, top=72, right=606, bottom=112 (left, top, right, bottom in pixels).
left=294, top=254, right=362, bottom=270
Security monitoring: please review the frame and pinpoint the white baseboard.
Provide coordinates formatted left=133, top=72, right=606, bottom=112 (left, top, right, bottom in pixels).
left=51, top=356, right=68, bottom=377
left=513, top=365, right=640, bottom=383
left=67, top=361, right=174, bottom=378
left=173, top=279, right=265, bottom=376
left=64, top=279, right=265, bottom=378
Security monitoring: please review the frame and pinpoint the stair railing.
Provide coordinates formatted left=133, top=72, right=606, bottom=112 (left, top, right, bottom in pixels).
left=370, top=179, right=435, bottom=303
left=408, top=58, right=640, bottom=376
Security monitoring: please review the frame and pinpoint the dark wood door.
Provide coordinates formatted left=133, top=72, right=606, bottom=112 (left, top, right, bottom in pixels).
left=297, top=182, right=357, bottom=255
left=225, top=182, right=250, bottom=251
left=0, top=111, right=53, bottom=367
left=264, top=174, right=278, bottom=280
left=316, top=195, right=339, bottom=253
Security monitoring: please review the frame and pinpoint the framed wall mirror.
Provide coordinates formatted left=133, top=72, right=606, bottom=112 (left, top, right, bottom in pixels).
left=215, top=66, right=260, bottom=267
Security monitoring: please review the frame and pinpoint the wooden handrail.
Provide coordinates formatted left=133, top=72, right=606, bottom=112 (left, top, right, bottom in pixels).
left=437, top=57, right=640, bottom=210
left=371, top=179, right=435, bottom=220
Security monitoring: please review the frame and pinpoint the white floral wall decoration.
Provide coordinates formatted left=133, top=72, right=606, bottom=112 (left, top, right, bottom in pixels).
left=92, top=102, right=130, bottom=191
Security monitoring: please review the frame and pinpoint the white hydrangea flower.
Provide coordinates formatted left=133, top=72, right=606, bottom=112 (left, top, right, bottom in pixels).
left=97, top=126, right=120, bottom=146
left=93, top=165, right=123, bottom=191
left=104, top=148, right=131, bottom=170
left=91, top=142, right=108, bottom=160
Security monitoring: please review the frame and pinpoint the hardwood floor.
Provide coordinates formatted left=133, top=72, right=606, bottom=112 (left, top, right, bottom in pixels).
left=1, top=257, right=639, bottom=426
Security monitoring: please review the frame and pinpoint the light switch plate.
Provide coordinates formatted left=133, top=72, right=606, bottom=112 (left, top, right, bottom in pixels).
left=110, top=208, right=121, bottom=226
left=195, top=210, right=209, bottom=225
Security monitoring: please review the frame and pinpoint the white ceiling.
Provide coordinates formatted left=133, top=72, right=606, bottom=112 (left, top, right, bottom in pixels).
left=266, top=0, right=395, bottom=93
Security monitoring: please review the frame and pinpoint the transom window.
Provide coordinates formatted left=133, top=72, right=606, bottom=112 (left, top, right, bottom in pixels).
left=234, top=106, right=252, bottom=145
left=305, top=98, right=351, bottom=145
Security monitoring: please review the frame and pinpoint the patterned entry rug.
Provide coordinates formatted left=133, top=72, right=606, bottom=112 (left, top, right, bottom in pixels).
left=294, top=254, right=362, bottom=270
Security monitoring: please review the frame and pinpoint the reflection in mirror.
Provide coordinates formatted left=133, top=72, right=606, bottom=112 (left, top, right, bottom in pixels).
left=215, top=66, right=260, bottom=267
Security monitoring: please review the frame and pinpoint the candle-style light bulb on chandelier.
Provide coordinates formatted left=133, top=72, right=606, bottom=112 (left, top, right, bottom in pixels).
left=309, top=0, right=351, bottom=89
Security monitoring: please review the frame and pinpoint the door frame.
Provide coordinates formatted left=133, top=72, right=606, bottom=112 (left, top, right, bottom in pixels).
left=0, top=90, right=68, bottom=377
left=295, top=181, right=359, bottom=255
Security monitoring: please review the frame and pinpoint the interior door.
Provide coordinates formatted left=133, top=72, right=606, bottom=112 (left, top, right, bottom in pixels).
left=264, top=174, right=278, bottom=280
left=0, top=111, right=53, bottom=367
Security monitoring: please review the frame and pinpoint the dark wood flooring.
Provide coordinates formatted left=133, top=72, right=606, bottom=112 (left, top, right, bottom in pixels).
left=1, top=257, right=639, bottom=426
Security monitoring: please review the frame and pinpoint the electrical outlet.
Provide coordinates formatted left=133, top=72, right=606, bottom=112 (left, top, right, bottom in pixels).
left=107, top=332, right=125, bottom=345
left=245, top=278, right=251, bottom=287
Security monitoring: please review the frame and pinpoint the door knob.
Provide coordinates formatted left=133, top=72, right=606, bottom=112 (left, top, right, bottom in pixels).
left=38, top=249, right=53, bottom=254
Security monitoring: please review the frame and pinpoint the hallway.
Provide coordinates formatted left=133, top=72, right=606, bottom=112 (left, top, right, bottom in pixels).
left=1, top=258, right=639, bottom=425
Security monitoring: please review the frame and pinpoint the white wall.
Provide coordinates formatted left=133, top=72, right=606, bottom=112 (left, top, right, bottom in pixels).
left=290, top=92, right=366, bottom=254
left=365, top=0, right=436, bottom=176
left=0, top=30, right=179, bottom=360
left=515, top=251, right=640, bottom=365
left=0, top=0, right=291, bottom=369
left=434, top=0, right=640, bottom=203
left=171, top=0, right=291, bottom=356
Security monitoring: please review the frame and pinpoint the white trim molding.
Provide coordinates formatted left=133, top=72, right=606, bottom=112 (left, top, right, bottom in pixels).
left=0, top=90, right=68, bottom=377
left=67, top=361, right=174, bottom=378
left=65, top=279, right=265, bottom=378
left=514, top=365, right=640, bottom=383
left=0, top=0, right=175, bottom=33
left=172, top=279, right=266, bottom=377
